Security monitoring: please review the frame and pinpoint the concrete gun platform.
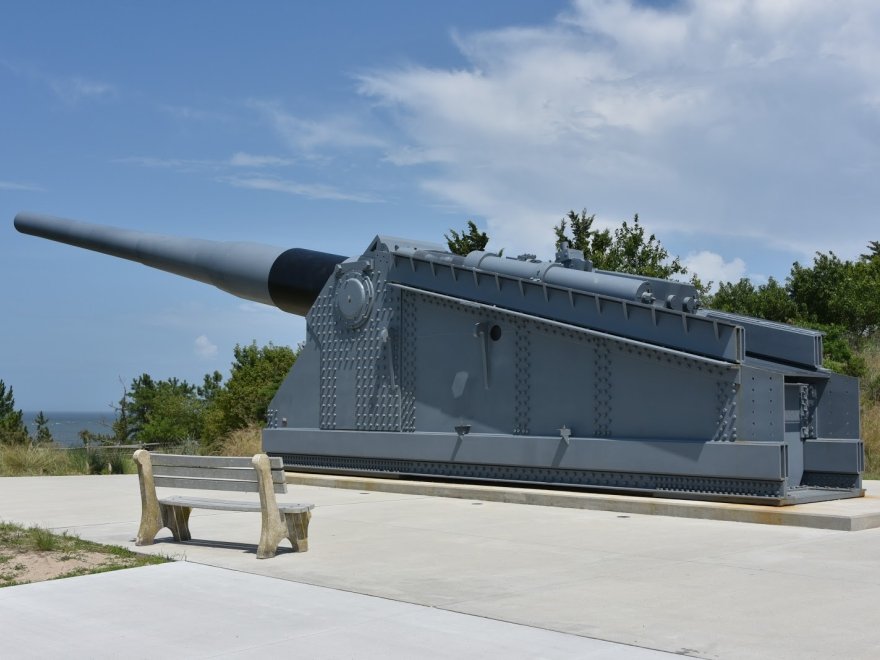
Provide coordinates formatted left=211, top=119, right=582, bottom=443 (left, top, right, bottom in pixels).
left=2, top=474, right=880, bottom=659
left=288, top=472, right=880, bottom=531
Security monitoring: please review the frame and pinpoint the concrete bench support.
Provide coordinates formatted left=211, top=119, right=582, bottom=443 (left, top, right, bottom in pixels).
left=133, top=449, right=313, bottom=559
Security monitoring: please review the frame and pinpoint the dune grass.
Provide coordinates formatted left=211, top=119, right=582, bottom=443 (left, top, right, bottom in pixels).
left=0, top=445, right=136, bottom=477
left=860, top=340, right=880, bottom=478
left=212, top=423, right=262, bottom=457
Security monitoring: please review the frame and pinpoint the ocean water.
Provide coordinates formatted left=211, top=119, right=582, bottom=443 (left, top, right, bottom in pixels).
left=24, top=411, right=115, bottom=447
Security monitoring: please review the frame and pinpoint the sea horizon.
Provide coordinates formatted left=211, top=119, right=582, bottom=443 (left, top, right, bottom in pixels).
left=23, top=410, right=116, bottom=447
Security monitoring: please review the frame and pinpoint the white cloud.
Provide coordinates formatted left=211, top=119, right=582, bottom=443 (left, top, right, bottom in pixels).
left=49, top=76, right=114, bottom=103
left=118, top=153, right=372, bottom=202
left=349, top=0, right=880, bottom=262
left=157, top=104, right=232, bottom=122
left=115, top=156, right=215, bottom=172
left=222, top=175, right=379, bottom=203
left=683, top=251, right=748, bottom=291
left=0, top=180, right=44, bottom=192
left=194, top=334, right=218, bottom=359
left=249, top=100, right=385, bottom=153
left=382, top=146, right=453, bottom=166
left=116, top=153, right=294, bottom=171
left=228, top=152, right=295, bottom=167
left=3, top=60, right=115, bottom=104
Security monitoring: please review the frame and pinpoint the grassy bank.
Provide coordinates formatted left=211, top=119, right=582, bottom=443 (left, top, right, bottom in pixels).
left=0, top=521, right=167, bottom=587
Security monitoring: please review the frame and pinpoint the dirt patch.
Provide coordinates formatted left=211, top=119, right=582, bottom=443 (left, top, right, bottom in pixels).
left=0, top=549, right=131, bottom=585
left=0, top=522, right=168, bottom=588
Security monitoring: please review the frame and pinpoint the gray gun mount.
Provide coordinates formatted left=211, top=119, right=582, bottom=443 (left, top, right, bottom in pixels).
left=15, top=212, right=864, bottom=505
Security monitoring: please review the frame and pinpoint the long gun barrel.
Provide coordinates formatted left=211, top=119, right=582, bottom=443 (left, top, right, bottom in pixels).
left=14, top=212, right=346, bottom=316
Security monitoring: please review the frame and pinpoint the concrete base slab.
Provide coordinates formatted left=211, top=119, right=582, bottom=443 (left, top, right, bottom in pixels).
left=286, top=473, right=880, bottom=531
left=4, top=475, right=880, bottom=658
left=0, top=562, right=669, bottom=659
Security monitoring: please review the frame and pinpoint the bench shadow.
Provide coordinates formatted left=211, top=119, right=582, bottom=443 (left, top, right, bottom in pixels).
left=150, top=536, right=299, bottom=556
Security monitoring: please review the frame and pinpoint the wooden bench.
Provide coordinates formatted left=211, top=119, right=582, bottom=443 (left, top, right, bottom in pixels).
left=133, top=450, right=313, bottom=559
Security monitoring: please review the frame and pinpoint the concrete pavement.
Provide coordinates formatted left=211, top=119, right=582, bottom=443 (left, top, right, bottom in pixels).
left=0, top=561, right=667, bottom=659
left=1, top=474, right=880, bottom=659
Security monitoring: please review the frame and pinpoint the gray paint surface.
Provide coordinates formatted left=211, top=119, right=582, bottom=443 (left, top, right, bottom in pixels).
left=13, top=213, right=865, bottom=503
left=14, top=211, right=284, bottom=305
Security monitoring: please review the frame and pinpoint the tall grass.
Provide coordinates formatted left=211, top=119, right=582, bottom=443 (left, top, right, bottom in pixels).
left=0, top=445, right=82, bottom=477
left=862, top=405, right=880, bottom=477
left=0, top=431, right=250, bottom=476
left=213, top=423, right=262, bottom=457
left=0, top=445, right=137, bottom=477
left=860, top=339, right=880, bottom=478
left=29, top=526, right=59, bottom=551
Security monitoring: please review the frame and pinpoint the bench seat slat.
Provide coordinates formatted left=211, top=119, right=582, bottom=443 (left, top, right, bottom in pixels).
left=159, top=495, right=313, bottom=514
left=154, top=465, right=285, bottom=483
left=154, top=476, right=285, bottom=494
left=151, top=454, right=283, bottom=469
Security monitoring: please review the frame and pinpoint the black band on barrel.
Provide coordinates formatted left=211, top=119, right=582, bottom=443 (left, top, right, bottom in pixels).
left=267, top=248, right=346, bottom=315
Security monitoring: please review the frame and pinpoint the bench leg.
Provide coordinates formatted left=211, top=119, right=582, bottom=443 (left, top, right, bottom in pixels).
left=136, top=507, right=163, bottom=546
left=160, top=504, right=192, bottom=542
left=284, top=510, right=311, bottom=553
left=256, top=511, right=287, bottom=559
left=256, top=511, right=311, bottom=558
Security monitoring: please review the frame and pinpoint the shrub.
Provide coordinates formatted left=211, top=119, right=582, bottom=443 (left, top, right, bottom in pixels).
left=77, top=448, right=135, bottom=475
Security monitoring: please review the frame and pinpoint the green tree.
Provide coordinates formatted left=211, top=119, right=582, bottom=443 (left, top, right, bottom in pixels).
left=124, top=375, right=204, bottom=445
left=555, top=210, right=690, bottom=281
left=553, top=210, right=612, bottom=267
left=78, top=428, right=115, bottom=447
left=609, top=214, right=686, bottom=279
left=126, top=373, right=158, bottom=439
left=788, top=251, right=880, bottom=337
left=110, top=380, right=133, bottom=445
left=0, top=380, right=30, bottom=446
left=33, top=411, right=53, bottom=444
left=798, top=322, right=866, bottom=377
left=861, top=240, right=880, bottom=263
left=446, top=220, right=490, bottom=256
left=707, top=244, right=880, bottom=376
left=709, top=277, right=800, bottom=323
left=201, top=342, right=298, bottom=451
left=138, top=386, right=204, bottom=444
left=198, top=371, right=224, bottom=402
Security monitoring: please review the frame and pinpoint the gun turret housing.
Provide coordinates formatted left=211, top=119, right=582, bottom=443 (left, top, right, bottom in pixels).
left=15, top=211, right=864, bottom=505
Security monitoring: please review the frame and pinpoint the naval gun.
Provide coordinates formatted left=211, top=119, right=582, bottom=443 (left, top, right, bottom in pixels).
left=15, top=211, right=864, bottom=505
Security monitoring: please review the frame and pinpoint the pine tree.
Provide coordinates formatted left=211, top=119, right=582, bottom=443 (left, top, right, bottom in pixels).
left=445, top=220, right=490, bottom=256
left=0, top=380, right=30, bottom=446
left=33, top=411, right=54, bottom=444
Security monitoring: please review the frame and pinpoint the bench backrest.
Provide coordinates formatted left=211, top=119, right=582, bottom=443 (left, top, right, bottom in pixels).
left=149, top=453, right=287, bottom=494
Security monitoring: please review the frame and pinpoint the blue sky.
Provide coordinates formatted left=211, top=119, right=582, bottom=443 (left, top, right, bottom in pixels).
left=2, top=0, right=879, bottom=411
